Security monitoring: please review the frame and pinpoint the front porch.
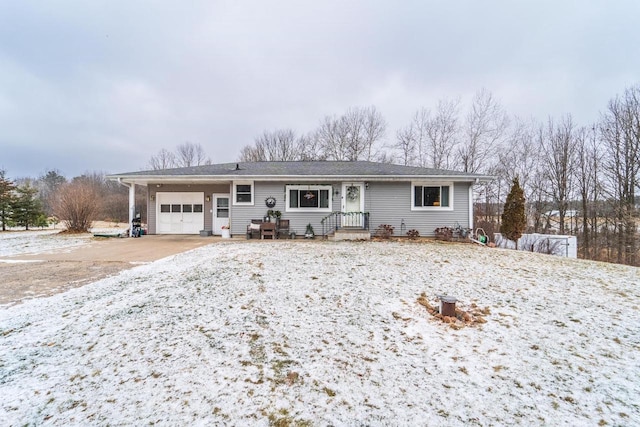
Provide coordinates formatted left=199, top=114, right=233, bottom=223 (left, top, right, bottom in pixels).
left=321, top=211, right=371, bottom=241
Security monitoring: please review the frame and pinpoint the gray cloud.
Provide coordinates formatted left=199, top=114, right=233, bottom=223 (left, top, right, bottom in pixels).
left=1, top=0, right=639, bottom=178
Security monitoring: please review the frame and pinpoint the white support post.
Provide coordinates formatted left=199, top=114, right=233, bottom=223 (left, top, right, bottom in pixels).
left=129, top=183, right=136, bottom=237
left=468, top=183, right=474, bottom=231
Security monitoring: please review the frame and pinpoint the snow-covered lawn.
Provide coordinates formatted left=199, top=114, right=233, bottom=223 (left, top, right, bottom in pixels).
left=0, top=238, right=638, bottom=426
left=0, top=230, right=90, bottom=257
left=0, top=223, right=127, bottom=257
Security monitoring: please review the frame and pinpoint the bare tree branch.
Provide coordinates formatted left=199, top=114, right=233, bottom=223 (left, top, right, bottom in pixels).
left=316, top=106, right=387, bottom=161
left=459, top=89, right=509, bottom=173
left=176, top=142, right=211, bottom=167
left=147, top=148, right=177, bottom=170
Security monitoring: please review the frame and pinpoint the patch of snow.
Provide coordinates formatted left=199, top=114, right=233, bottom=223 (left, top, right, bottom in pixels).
left=0, top=225, right=127, bottom=257
left=0, top=240, right=638, bottom=425
left=0, top=230, right=92, bottom=257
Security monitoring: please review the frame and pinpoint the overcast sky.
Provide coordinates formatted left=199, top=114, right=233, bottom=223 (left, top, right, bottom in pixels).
left=1, top=1, right=638, bottom=179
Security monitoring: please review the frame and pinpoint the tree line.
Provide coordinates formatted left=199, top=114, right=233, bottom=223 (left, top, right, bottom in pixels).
left=3, top=85, right=638, bottom=266
left=236, top=85, right=640, bottom=266
left=0, top=169, right=137, bottom=232
left=0, top=141, right=212, bottom=232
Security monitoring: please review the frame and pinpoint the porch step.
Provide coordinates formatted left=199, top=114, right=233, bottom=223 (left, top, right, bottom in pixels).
left=331, top=229, right=371, bottom=241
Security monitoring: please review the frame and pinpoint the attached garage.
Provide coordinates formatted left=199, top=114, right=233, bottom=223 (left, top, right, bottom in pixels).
left=156, top=192, right=205, bottom=234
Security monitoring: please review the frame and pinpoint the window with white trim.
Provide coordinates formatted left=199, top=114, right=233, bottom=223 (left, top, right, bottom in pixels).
left=411, top=183, right=453, bottom=210
left=286, top=185, right=332, bottom=212
left=233, top=181, right=254, bottom=205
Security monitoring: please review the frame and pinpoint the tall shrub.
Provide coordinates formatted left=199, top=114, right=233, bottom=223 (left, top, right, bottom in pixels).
left=53, top=181, right=100, bottom=232
left=500, top=177, right=526, bottom=249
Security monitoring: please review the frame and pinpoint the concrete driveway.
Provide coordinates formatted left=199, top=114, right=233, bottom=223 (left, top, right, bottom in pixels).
left=0, top=235, right=228, bottom=307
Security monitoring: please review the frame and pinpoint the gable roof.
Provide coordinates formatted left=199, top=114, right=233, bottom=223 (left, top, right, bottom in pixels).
left=108, top=161, right=493, bottom=185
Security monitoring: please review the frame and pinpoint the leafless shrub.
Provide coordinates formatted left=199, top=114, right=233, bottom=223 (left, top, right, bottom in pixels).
left=375, top=224, right=394, bottom=239
left=434, top=227, right=453, bottom=241
left=53, top=181, right=101, bottom=232
left=406, top=229, right=420, bottom=239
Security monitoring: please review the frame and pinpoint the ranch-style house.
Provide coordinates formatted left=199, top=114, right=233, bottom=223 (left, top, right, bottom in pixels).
left=108, top=161, right=491, bottom=239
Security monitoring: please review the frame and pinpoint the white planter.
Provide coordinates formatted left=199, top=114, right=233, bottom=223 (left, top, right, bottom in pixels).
left=221, top=229, right=230, bottom=239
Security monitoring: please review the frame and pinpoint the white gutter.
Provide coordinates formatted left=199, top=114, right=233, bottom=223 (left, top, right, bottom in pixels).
left=108, top=174, right=495, bottom=185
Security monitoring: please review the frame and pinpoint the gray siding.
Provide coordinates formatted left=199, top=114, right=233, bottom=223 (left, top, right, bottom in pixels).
left=230, top=181, right=341, bottom=237
left=367, top=181, right=470, bottom=237
left=147, top=183, right=230, bottom=234
left=146, top=180, right=471, bottom=237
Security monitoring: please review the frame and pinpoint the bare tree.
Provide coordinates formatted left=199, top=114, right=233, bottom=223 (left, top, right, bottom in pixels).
left=600, top=85, right=640, bottom=265
left=71, top=171, right=137, bottom=223
left=297, top=132, right=326, bottom=161
left=423, top=99, right=460, bottom=170
left=477, top=124, right=543, bottom=235
left=316, top=106, right=387, bottom=161
left=245, top=129, right=300, bottom=161
left=394, top=123, right=417, bottom=166
left=315, top=114, right=348, bottom=160
left=459, top=89, right=510, bottom=173
left=237, top=144, right=262, bottom=162
left=539, top=115, right=577, bottom=235
left=395, top=100, right=461, bottom=170
left=575, top=125, right=604, bottom=259
left=238, top=129, right=315, bottom=162
left=53, top=181, right=101, bottom=232
left=148, top=148, right=177, bottom=170
left=176, top=142, right=211, bottom=167
left=498, top=119, right=538, bottom=195
left=148, top=142, right=211, bottom=170
left=356, top=106, right=387, bottom=161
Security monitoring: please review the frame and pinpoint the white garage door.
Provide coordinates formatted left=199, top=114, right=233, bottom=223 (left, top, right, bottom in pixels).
left=157, top=192, right=205, bottom=234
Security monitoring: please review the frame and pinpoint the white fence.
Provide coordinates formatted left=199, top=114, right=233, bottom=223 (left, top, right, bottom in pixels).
left=493, top=233, right=577, bottom=258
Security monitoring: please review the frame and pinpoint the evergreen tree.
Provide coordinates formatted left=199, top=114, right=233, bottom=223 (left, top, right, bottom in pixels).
left=0, top=170, right=17, bottom=231
left=37, top=169, right=66, bottom=215
left=500, top=177, right=526, bottom=249
left=12, top=183, right=45, bottom=230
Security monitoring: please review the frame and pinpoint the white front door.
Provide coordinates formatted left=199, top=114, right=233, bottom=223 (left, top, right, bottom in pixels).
left=341, top=182, right=365, bottom=227
left=157, top=192, right=204, bottom=234
left=213, top=194, right=230, bottom=235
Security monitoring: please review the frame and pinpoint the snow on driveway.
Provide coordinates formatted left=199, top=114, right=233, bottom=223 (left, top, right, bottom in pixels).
left=0, top=240, right=638, bottom=426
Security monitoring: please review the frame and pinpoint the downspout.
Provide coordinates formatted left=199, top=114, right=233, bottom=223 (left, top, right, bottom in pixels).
left=116, top=178, right=136, bottom=237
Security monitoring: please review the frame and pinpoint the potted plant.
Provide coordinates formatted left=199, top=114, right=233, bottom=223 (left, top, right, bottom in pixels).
left=304, top=223, right=315, bottom=239
left=266, top=209, right=275, bottom=222
left=273, top=210, right=282, bottom=225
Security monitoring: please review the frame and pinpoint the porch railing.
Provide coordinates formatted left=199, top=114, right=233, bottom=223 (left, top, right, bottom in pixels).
left=321, top=211, right=370, bottom=237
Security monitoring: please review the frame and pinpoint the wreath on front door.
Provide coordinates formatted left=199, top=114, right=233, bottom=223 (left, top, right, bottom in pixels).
left=346, top=186, right=359, bottom=201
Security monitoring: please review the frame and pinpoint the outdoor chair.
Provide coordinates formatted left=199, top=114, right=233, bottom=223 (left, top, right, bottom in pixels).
left=260, top=222, right=276, bottom=240
left=277, top=219, right=290, bottom=239
left=246, top=219, right=263, bottom=239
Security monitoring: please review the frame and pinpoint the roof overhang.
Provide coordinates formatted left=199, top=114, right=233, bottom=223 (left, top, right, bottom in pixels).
left=107, top=174, right=495, bottom=187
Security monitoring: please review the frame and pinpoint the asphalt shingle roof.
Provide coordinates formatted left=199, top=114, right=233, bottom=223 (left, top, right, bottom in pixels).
left=110, top=161, right=486, bottom=179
